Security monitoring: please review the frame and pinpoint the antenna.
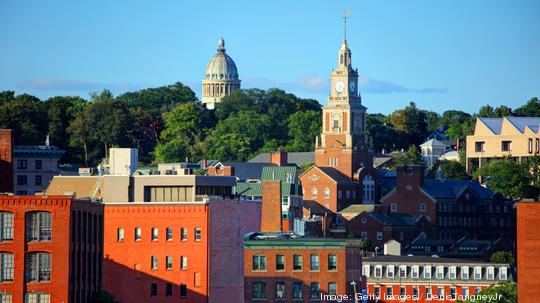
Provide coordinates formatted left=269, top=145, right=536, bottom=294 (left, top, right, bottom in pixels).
left=343, top=11, right=351, bottom=42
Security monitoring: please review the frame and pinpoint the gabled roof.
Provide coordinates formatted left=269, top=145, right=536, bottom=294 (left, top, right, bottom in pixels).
left=478, top=116, right=540, bottom=135
left=261, top=166, right=298, bottom=183
left=317, top=167, right=353, bottom=183
left=421, top=179, right=495, bottom=200
left=420, top=138, right=447, bottom=148
left=214, top=162, right=273, bottom=181
left=478, top=117, right=504, bottom=134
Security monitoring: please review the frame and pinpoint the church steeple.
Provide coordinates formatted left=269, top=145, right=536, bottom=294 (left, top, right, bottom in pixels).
left=338, top=11, right=352, bottom=68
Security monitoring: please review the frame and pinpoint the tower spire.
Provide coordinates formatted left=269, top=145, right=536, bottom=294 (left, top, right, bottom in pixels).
left=343, top=11, right=351, bottom=42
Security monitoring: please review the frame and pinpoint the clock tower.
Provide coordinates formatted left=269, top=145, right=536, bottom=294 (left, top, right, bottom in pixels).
left=315, top=14, right=372, bottom=179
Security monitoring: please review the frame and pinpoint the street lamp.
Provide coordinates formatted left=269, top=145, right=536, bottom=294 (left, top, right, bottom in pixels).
left=350, top=281, right=359, bottom=303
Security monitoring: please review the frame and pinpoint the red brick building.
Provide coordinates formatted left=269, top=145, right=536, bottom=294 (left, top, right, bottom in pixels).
left=244, top=233, right=363, bottom=302
left=0, top=195, right=103, bottom=303
left=0, top=129, right=13, bottom=193
left=516, top=201, right=540, bottom=303
left=363, top=255, right=512, bottom=303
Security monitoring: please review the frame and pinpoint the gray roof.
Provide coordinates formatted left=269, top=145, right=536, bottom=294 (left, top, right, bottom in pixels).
left=364, top=255, right=492, bottom=265
left=422, top=179, right=495, bottom=200
left=248, top=152, right=315, bottom=166
left=317, top=167, right=353, bottom=183
left=479, top=116, right=540, bottom=134
left=216, top=162, right=274, bottom=181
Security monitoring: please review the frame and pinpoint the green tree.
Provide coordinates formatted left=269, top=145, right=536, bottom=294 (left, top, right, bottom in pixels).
left=0, top=93, right=47, bottom=145
left=475, top=158, right=535, bottom=198
left=395, top=145, right=423, bottom=166
left=490, top=251, right=515, bottom=266
left=514, top=97, right=540, bottom=116
left=366, top=113, right=407, bottom=152
left=432, top=160, right=468, bottom=180
left=460, top=283, right=516, bottom=303
left=423, top=110, right=441, bottom=132
left=90, top=289, right=119, bottom=303
left=390, top=102, right=427, bottom=146
left=286, top=110, right=322, bottom=152
left=203, top=133, right=254, bottom=162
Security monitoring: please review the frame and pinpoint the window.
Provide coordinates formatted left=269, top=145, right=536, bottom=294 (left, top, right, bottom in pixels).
left=150, top=283, right=157, bottom=296
left=361, top=231, right=367, bottom=238
left=461, top=266, right=469, bottom=279
left=386, top=286, right=393, bottom=296
left=536, top=138, right=539, bottom=153
left=166, top=283, right=173, bottom=296
left=34, top=176, right=42, bottom=186
left=399, top=266, right=407, bottom=278
left=293, top=282, right=302, bottom=299
left=387, top=266, right=394, bottom=278
left=253, top=255, right=266, bottom=271
left=17, top=160, right=27, bottom=170
left=180, top=284, right=187, bottom=298
left=475, top=141, right=485, bottom=152
left=0, top=213, right=14, bottom=241
left=195, top=228, right=201, bottom=241
left=499, top=267, right=508, bottom=280
left=376, top=232, right=383, bottom=241
left=400, top=287, right=406, bottom=297
left=25, top=253, right=50, bottom=282
left=17, top=175, right=27, bottom=186
left=529, top=138, right=534, bottom=153
left=311, top=188, right=318, bottom=199
left=0, top=253, right=14, bottom=282
left=117, top=228, right=124, bottom=242
left=35, top=160, right=42, bottom=170
left=425, top=287, right=432, bottom=299
left=462, top=288, right=469, bottom=297
left=374, top=266, right=382, bottom=278
left=151, top=228, right=158, bottom=241
left=180, top=256, right=188, bottom=270
left=362, top=175, right=375, bottom=203
left=501, top=141, right=511, bottom=152
left=328, top=282, right=337, bottom=296
left=151, top=256, right=158, bottom=270
left=26, top=212, right=51, bottom=242
left=134, top=227, right=141, bottom=241
left=166, top=256, right=173, bottom=270
left=411, top=266, right=419, bottom=279
left=390, top=204, right=398, bottom=212
left=276, top=282, right=285, bottom=299
left=437, top=287, right=444, bottom=299
left=436, top=266, right=444, bottom=279
left=293, top=254, right=302, bottom=271
left=0, top=293, right=12, bottom=303
left=328, top=254, right=337, bottom=271
left=474, top=267, right=482, bottom=280
left=310, top=283, right=320, bottom=299
left=412, top=286, right=419, bottom=298
left=420, top=203, right=427, bottom=212
left=166, top=227, right=173, bottom=241
left=362, top=265, right=370, bottom=277
left=276, top=254, right=285, bottom=271
left=449, top=266, right=456, bottom=279
left=323, top=187, right=330, bottom=199
left=487, top=267, right=494, bottom=280
left=346, top=190, right=350, bottom=199
left=181, top=227, right=187, bottom=241
left=338, top=190, right=342, bottom=199
left=450, top=287, right=456, bottom=300
left=310, top=254, right=319, bottom=271
left=374, top=286, right=380, bottom=297
left=24, top=293, right=49, bottom=303
left=253, top=282, right=266, bottom=299
left=424, top=266, right=431, bottom=279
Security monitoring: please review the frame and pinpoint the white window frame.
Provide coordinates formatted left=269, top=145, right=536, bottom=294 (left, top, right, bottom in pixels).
left=461, top=266, right=469, bottom=279
left=423, top=266, right=432, bottom=279
left=499, top=267, right=507, bottom=280
left=436, top=266, right=444, bottom=279
left=362, top=265, right=370, bottom=278
left=448, top=266, right=456, bottom=279
left=386, top=265, right=395, bottom=278
left=390, top=204, right=398, bottom=212
left=374, top=265, right=382, bottom=278
left=486, top=266, right=494, bottom=280
left=474, top=266, right=482, bottom=280
left=411, top=266, right=419, bottom=279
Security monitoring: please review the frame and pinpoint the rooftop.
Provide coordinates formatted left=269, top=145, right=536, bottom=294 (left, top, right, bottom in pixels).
left=364, top=255, right=500, bottom=265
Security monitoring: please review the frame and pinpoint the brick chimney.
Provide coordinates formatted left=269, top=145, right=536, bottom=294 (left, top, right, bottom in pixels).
left=270, top=151, right=288, bottom=166
left=396, top=165, right=425, bottom=191
left=0, top=129, right=13, bottom=193
left=261, top=180, right=282, bottom=232
left=207, top=165, right=235, bottom=176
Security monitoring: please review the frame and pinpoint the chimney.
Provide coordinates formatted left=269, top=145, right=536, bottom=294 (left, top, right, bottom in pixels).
left=202, top=159, right=207, bottom=170
left=261, top=180, right=282, bottom=232
left=396, top=165, right=425, bottom=191
left=456, top=139, right=461, bottom=151
left=270, top=151, right=288, bottom=166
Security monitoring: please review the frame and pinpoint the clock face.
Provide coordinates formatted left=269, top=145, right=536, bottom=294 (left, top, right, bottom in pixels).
left=349, top=81, right=356, bottom=92
left=335, top=81, right=345, bottom=93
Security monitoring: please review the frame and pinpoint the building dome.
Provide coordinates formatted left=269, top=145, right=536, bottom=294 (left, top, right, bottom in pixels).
left=204, top=37, right=239, bottom=80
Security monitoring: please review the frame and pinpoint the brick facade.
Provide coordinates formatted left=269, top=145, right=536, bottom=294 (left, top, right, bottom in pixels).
left=261, top=180, right=282, bottom=232
left=517, top=201, right=540, bottom=303
left=0, top=129, right=13, bottom=193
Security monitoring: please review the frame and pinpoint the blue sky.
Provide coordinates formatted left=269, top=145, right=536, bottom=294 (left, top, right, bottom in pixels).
left=1, top=0, right=539, bottom=114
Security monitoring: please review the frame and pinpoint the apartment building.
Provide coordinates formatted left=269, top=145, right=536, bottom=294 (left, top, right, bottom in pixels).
left=363, top=255, right=512, bottom=303
left=13, top=145, right=64, bottom=195
left=466, top=116, right=540, bottom=173
left=0, top=195, right=103, bottom=303
left=244, top=232, right=363, bottom=302
left=46, top=172, right=262, bottom=303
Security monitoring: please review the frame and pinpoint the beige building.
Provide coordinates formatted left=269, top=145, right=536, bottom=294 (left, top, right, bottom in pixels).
left=202, top=37, right=241, bottom=109
left=466, top=117, right=540, bottom=173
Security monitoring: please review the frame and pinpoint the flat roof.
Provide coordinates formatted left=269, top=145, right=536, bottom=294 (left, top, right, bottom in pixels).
left=363, top=255, right=508, bottom=266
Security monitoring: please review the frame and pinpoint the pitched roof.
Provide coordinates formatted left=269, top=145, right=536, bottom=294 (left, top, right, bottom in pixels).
left=478, top=116, right=540, bottom=135
left=478, top=117, right=504, bottom=134
left=261, top=166, right=298, bottom=183
left=317, top=167, right=353, bottom=183
left=421, top=179, right=495, bottom=200
left=364, top=255, right=491, bottom=265
left=248, top=152, right=315, bottom=166
left=420, top=138, right=447, bottom=148
left=217, top=162, right=273, bottom=181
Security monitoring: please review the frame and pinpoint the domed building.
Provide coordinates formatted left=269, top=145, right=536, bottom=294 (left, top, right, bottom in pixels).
left=202, top=37, right=241, bottom=109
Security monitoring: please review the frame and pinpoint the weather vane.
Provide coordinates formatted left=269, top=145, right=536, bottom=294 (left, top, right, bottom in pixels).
left=343, top=11, right=351, bottom=41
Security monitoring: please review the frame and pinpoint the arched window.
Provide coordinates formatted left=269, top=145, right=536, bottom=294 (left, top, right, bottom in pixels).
left=323, top=188, right=330, bottom=199
left=26, top=212, right=52, bottom=242
left=311, top=188, right=318, bottom=199
left=0, top=252, right=14, bottom=282
left=0, top=212, right=14, bottom=242
left=362, top=175, right=375, bottom=203
left=25, top=252, right=51, bottom=282
left=253, top=281, right=266, bottom=299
